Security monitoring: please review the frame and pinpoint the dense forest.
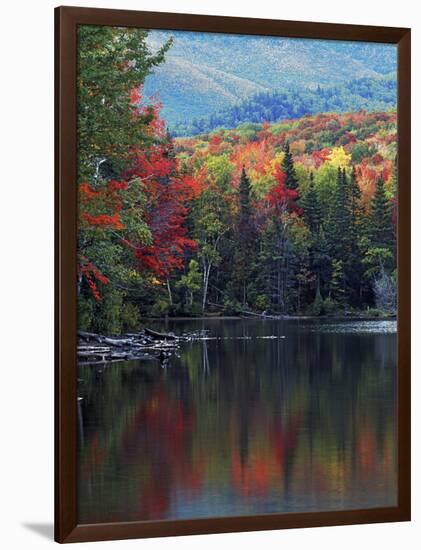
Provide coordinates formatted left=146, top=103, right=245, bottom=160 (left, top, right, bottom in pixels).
left=77, top=26, right=397, bottom=335
left=172, top=77, right=397, bottom=136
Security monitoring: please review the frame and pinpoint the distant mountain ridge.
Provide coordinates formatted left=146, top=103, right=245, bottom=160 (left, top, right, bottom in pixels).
left=144, top=31, right=397, bottom=128
left=171, top=76, right=397, bottom=136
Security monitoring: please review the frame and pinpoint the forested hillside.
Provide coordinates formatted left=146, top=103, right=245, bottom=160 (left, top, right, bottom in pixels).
left=173, top=77, right=396, bottom=136
left=77, top=26, right=397, bottom=335
left=144, top=31, right=396, bottom=125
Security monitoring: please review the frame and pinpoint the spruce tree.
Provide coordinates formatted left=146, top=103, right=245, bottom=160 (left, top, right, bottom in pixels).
left=282, top=141, right=299, bottom=190
left=330, top=168, right=351, bottom=261
left=370, top=176, right=393, bottom=249
left=311, top=226, right=331, bottom=308
left=301, top=172, right=322, bottom=233
left=301, top=172, right=325, bottom=306
left=238, top=166, right=252, bottom=229
left=348, top=166, right=362, bottom=225
left=362, top=176, right=395, bottom=301
left=345, top=166, right=364, bottom=306
left=231, top=167, right=257, bottom=306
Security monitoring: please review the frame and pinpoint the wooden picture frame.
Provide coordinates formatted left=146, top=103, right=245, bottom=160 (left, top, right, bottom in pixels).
left=55, top=5, right=411, bottom=543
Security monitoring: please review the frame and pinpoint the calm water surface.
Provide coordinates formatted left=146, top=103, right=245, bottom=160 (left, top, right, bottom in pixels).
left=77, top=318, right=397, bottom=523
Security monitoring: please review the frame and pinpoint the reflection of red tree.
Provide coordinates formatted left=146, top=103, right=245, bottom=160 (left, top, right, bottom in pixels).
left=80, top=432, right=108, bottom=472
left=230, top=411, right=304, bottom=498
left=137, top=478, right=171, bottom=520
left=310, top=464, right=330, bottom=492
left=122, top=387, right=194, bottom=456
left=271, top=412, right=303, bottom=468
left=357, top=427, right=376, bottom=475
left=118, top=384, right=205, bottom=519
left=231, top=453, right=270, bottom=496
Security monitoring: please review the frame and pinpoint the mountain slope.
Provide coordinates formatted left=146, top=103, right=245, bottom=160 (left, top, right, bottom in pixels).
left=145, top=57, right=270, bottom=123
left=144, top=31, right=397, bottom=126
left=172, top=77, right=397, bottom=136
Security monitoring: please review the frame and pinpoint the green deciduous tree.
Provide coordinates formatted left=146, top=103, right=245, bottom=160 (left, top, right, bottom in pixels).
left=77, top=25, right=172, bottom=183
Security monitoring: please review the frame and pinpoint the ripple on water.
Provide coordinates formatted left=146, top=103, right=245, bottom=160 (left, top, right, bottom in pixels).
left=306, top=320, right=397, bottom=334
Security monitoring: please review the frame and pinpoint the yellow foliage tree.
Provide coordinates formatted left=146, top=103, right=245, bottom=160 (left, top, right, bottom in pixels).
left=327, top=146, right=351, bottom=168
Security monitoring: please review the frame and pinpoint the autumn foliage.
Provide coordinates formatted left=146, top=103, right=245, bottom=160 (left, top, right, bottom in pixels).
left=77, top=25, right=397, bottom=331
left=265, top=166, right=301, bottom=215
left=78, top=89, right=201, bottom=300
left=128, top=144, right=199, bottom=278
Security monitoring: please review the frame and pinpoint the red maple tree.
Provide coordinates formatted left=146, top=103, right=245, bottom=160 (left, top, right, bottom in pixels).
left=265, top=166, right=301, bottom=216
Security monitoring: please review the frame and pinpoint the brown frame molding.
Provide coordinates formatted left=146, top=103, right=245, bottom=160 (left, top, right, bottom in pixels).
left=55, top=6, right=411, bottom=543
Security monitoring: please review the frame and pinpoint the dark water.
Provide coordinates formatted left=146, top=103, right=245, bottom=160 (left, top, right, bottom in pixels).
left=77, top=318, right=397, bottom=524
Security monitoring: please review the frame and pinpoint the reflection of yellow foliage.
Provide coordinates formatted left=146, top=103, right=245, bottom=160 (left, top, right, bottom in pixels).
left=327, top=146, right=351, bottom=168
left=149, top=398, right=159, bottom=411
left=328, top=456, right=345, bottom=481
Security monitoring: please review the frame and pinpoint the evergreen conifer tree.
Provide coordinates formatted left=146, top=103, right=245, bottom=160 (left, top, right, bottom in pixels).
left=282, top=141, right=299, bottom=190
left=231, top=167, right=257, bottom=306
left=370, top=176, right=393, bottom=249
left=345, top=166, right=364, bottom=306
left=301, top=172, right=321, bottom=233
left=330, top=168, right=351, bottom=261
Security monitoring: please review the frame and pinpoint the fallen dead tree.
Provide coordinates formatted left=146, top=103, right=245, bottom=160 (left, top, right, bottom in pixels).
left=239, top=309, right=287, bottom=320
left=77, top=326, right=286, bottom=366
left=144, top=327, right=178, bottom=340
left=77, top=328, right=208, bottom=365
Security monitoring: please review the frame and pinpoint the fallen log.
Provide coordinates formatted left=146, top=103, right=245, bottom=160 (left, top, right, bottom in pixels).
left=144, top=327, right=178, bottom=340
left=102, top=336, right=134, bottom=346
left=77, top=328, right=202, bottom=365
left=78, top=330, right=100, bottom=339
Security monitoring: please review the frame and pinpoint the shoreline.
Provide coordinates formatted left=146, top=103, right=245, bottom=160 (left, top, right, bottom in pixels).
left=149, top=315, right=397, bottom=322
left=78, top=316, right=397, bottom=343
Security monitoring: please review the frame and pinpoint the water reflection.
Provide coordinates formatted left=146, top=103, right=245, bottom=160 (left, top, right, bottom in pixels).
left=77, top=319, right=397, bottom=524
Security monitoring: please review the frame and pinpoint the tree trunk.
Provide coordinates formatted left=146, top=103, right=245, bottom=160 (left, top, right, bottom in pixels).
left=166, top=278, right=173, bottom=305
left=77, top=271, right=83, bottom=296
left=202, top=263, right=211, bottom=312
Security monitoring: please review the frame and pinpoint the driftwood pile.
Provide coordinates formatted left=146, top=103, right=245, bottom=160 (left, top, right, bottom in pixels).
left=78, top=326, right=288, bottom=366
left=78, top=328, right=207, bottom=366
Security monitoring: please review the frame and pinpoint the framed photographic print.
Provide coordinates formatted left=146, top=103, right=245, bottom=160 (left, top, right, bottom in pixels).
left=55, top=6, right=411, bottom=543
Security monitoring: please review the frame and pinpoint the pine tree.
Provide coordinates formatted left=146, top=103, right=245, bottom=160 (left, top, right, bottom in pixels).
left=330, top=168, right=351, bottom=261
left=370, top=176, right=393, bottom=249
left=301, top=171, right=325, bottom=306
left=301, top=172, right=321, bottom=233
left=282, top=141, right=299, bottom=190
left=311, top=226, right=331, bottom=309
left=330, top=258, right=346, bottom=303
left=348, top=166, right=362, bottom=227
left=231, top=167, right=257, bottom=306
left=360, top=175, right=395, bottom=282
left=345, top=166, right=364, bottom=306
left=238, top=166, right=252, bottom=229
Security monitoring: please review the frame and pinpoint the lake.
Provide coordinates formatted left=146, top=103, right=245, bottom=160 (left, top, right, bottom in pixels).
left=77, top=318, right=397, bottom=524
